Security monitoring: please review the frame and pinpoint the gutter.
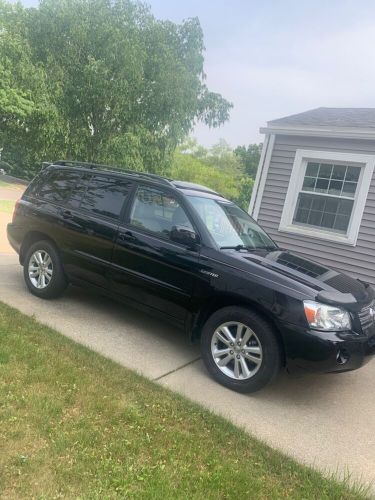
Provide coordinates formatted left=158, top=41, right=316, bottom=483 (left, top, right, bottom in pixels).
left=260, top=125, right=375, bottom=141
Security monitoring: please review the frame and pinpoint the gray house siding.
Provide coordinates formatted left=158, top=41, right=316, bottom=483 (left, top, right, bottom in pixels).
left=256, top=134, right=375, bottom=285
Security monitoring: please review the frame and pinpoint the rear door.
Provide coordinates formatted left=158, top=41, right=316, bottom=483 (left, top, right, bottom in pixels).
left=56, top=172, right=133, bottom=288
left=110, top=184, right=201, bottom=323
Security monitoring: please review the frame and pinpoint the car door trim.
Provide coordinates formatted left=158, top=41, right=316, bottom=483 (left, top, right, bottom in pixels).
left=110, top=260, right=189, bottom=296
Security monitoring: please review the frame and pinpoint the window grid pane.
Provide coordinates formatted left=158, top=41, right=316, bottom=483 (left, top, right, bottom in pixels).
left=293, top=193, right=353, bottom=233
left=301, top=161, right=361, bottom=199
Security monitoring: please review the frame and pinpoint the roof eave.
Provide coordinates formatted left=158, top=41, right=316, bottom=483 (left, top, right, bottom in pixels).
left=260, top=125, right=375, bottom=141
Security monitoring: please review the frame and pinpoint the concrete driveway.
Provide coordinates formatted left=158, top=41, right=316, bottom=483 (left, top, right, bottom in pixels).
left=1, top=183, right=374, bottom=494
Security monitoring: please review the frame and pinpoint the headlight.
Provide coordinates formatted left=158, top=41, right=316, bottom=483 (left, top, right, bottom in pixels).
left=303, top=300, right=351, bottom=331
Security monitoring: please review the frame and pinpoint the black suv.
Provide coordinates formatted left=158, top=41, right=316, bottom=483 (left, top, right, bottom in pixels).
left=7, top=161, right=375, bottom=392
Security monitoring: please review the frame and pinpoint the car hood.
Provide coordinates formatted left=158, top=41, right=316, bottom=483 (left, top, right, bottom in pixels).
left=228, top=248, right=374, bottom=310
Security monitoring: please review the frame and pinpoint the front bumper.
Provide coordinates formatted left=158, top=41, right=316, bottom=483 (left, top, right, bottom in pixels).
left=279, top=322, right=375, bottom=373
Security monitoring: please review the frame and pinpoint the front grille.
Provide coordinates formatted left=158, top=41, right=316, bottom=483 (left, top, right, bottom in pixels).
left=358, top=301, right=375, bottom=331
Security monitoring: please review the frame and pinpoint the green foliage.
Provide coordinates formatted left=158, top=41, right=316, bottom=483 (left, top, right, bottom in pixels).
left=237, top=176, right=254, bottom=210
left=0, top=0, right=259, bottom=211
left=169, top=140, right=255, bottom=210
left=179, top=137, right=242, bottom=174
left=234, top=143, right=262, bottom=178
left=0, top=2, right=34, bottom=122
left=169, top=151, right=240, bottom=201
left=0, top=0, right=232, bottom=178
left=0, top=1, right=64, bottom=178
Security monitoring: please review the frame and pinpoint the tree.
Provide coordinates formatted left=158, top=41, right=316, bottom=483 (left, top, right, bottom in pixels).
left=0, top=1, right=66, bottom=177
left=170, top=149, right=240, bottom=202
left=0, top=0, right=232, bottom=177
left=0, top=2, right=34, bottom=124
left=179, top=138, right=242, bottom=174
left=170, top=141, right=255, bottom=210
left=234, top=143, right=262, bottom=178
left=236, top=176, right=254, bottom=210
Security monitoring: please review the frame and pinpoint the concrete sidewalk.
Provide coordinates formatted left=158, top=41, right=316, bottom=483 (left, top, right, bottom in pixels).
left=1, top=251, right=375, bottom=494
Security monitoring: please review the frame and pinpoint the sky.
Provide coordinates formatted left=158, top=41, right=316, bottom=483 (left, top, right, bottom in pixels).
left=14, top=0, right=375, bottom=147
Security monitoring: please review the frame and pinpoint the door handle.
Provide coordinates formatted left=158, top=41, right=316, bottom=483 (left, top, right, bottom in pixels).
left=118, top=231, right=137, bottom=242
left=61, top=209, right=73, bottom=219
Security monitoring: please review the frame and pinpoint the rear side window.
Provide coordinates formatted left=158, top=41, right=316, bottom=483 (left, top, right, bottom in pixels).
left=66, top=173, right=91, bottom=209
left=37, top=170, right=82, bottom=204
left=79, top=175, right=132, bottom=220
left=24, top=174, right=43, bottom=198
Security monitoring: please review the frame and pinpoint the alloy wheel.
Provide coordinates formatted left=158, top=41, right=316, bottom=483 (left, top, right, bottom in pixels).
left=28, top=250, right=53, bottom=289
left=211, top=321, right=263, bottom=380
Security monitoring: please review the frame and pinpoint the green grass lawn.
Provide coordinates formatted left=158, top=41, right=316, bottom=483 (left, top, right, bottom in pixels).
left=0, top=302, right=368, bottom=499
left=0, top=180, right=12, bottom=188
left=0, top=200, right=15, bottom=214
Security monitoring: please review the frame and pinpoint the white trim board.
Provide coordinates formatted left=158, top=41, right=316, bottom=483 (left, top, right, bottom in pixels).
left=248, top=134, right=269, bottom=216
left=260, top=125, right=375, bottom=141
left=248, top=134, right=275, bottom=220
left=278, top=149, right=375, bottom=246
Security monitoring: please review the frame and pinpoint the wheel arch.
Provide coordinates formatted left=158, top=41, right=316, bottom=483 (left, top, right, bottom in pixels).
left=20, top=231, right=59, bottom=265
left=190, top=294, right=286, bottom=365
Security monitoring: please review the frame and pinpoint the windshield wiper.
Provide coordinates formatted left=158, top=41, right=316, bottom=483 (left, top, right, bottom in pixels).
left=256, top=245, right=279, bottom=251
left=220, top=245, right=250, bottom=251
left=220, top=244, right=278, bottom=251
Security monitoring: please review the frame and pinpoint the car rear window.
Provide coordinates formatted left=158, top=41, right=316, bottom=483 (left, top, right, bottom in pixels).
left=79, top=175, right=132, bottom=220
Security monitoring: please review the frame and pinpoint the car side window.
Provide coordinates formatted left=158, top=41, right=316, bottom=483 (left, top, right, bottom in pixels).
left=65, top=173, right=91, bottom=209
left=79, top=175, right=132, bottom=220
left=129, top=185, right=193, bottom=239
left=37, top=170, right=82, bottom=203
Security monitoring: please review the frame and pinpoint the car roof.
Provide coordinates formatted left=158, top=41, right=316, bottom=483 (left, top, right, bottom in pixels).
left=45, top=160, right=223, bottom=198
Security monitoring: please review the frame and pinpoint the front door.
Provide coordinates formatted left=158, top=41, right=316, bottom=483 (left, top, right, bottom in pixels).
left=110, top=184, right=201, bottom=324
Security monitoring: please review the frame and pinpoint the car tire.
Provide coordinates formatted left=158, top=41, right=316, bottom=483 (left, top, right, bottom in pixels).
left=23, top=240, right=68, bottom=299
left=201, top=306, right=282, bottom=393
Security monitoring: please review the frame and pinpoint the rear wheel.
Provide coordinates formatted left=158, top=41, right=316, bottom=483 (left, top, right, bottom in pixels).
left=201, top=306, right=282, bottom=393
left=23, top=240, right=68, bottom=299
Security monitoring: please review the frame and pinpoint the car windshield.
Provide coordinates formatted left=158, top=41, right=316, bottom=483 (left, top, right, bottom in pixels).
left=188, top=195, right=278, bottom=250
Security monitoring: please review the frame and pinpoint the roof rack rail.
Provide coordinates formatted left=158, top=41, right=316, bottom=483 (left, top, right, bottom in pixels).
left=50, top=160, right=173, bottom=186
left=171, top=180, right=220, bottom=196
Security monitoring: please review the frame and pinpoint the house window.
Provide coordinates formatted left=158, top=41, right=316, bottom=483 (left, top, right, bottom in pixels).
left=293, top=162, right=360, bottom=233
left=279, top=150, right=375, bottom=245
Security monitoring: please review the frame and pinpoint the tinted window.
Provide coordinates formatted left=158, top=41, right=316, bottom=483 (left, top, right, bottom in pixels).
left=130, top=186, right=193, bottom=238
left=66, top=173, right=91, bottom=209
left=80, top=175, right=132, bottom=220
left=24, top=173, right=44, bottom=198
left=37, top=170, right=82, bottom=203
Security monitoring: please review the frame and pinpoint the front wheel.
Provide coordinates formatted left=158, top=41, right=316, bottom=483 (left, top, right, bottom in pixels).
left=23, top=240, right=68, bottom=299
left=201, top=306, right=282, bottom=393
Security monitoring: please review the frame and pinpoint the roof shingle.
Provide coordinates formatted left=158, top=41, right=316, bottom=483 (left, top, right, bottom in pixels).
left=268, top=107, right=375, bottom=129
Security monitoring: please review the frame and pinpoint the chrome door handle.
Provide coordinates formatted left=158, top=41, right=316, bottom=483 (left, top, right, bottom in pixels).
left=118, top=231, right=136, bottom=242
left=61, top=209, right=73, bottom=219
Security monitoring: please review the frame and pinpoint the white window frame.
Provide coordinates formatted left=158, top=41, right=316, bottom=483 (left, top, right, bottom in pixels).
left=279, top=149, right=375, bottom=246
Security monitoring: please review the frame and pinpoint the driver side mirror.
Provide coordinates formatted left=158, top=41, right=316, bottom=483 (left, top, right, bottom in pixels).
left=170, top=225, right=199, bottom=248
